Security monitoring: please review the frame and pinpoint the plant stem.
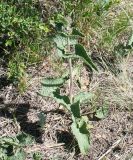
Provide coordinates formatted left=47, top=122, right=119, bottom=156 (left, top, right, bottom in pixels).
left=69, top=58, right=73, bottom=104
left=67, top=37, right=73, bottom=104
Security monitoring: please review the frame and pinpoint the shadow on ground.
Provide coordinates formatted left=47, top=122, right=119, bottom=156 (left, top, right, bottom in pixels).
left=0, top=76, right=11, bottom=90
left=56, top=129, right=81, bottom=154
left=0, top=103, right=43, bottom=143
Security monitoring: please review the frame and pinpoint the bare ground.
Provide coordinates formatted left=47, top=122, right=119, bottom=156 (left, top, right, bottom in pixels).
left=0, top=56, right=133, bottom=160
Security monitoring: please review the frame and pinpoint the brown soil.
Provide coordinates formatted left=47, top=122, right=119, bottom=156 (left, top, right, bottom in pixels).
left=0, top=59, right=133, bottom=160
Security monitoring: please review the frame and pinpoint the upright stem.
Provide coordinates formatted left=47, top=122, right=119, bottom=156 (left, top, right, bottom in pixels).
left=69, top=58, right=73, bottom=104
left=67, top=37, right=73, bottom=104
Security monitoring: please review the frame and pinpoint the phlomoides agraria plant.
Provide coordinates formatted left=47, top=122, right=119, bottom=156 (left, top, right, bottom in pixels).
left=39, top=28, right=97, bottom=154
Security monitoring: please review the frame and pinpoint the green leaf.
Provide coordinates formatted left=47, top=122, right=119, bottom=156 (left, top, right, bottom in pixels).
left=78, top=117, right=89, bottom=134
left=5, top=40, right=12, bottom=46
left=0, top=148, right=8, bottom=160
left=39, top=86, right=57, bottom=97
left=53, top=35, right=67, bottom=50
left=16, top=133, right=34, bottom=146
left=54, top=34, right=77, bottom=47
left=39, top=24, right=49, bottom=32
left=75, top=44, right=98, bottom=71
left=33, top=152, right=43, bottom=160
left=56, top=47, right=79, bottom=59
left=41, top=77, right=68, bottom=87
left=95, top=105, right=109, bottom=119
left=73, top=92, right=94, bottom=104
left=59, top=52, right=79, bottom=59
left=39, top=76, right=68, bottom=98
left=53, top=90, right=70, bottom=109
left=55, top=14, right=68, bottom=26
left=72, top=28, right=84, bottom=37
left=38, top=112, right=46, bottom=128
left=71, top=120, right=90, bottom=155
left=70, top=101, right=80, bottom=118
left=53, top=33, right=77, bottom=58
left=0, top=137, right=20, bottom=147
left=8, top=149, right=26, bottom=160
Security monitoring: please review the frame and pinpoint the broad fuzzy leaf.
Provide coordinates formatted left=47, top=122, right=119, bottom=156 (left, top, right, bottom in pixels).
left=53, top=35, right=67, bottom=50
left=40, top=85, right=70, bottom=109
left=71, top=120, right=90, bottom=155
left=8, top=149, right=26, bottom=160
left=39, top=76, right=68, bottom=98
left=39, top=86, right=57, bottom=97
left=0, top=137, right=20, bottom=147
left=53, top=91, right=70, bottom=109
left=16, top=132, right=34, bottom=146
left=95, top=105, right=109, bottom=119
left=54, top=34, right=77, bottom=49
left=0, top=148, right=8, bottom=159
left=56, top=47, right=79, bottom=59
left=75, top=44, right=98, bottom=71
left=53, top=34, right=77, bottom=57
left=77, top=116, right=89, bottom=129
left=70, top=101, right=80, bottom=118
left=73, top=92, right=94, bottom=104
left=41, top=77, right=68, bottom=87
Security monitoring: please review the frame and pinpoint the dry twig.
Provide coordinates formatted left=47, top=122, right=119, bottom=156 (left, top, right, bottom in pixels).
left=98, top=138, right=122, bottom=160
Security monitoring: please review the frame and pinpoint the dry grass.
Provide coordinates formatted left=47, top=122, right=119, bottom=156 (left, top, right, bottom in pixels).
left=90, top=54, right=133, bottom=110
